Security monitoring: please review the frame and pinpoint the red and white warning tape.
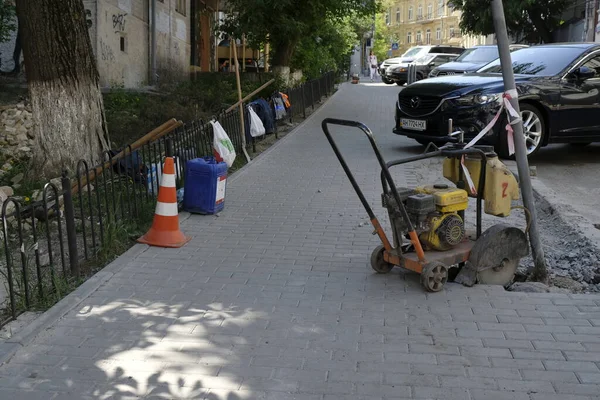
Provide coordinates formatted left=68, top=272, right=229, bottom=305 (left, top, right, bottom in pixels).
left=459, top=89, right=521, bottom=195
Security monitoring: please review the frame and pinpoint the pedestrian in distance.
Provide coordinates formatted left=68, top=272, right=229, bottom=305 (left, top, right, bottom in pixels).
left=369, top=51, right=378, bottom=82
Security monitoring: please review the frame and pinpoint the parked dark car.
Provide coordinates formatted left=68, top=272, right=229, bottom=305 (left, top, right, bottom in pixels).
left=380, top=45, right=464, bottom=84
left=393, top=43, right=600, bottom=157
left=388, top=54, right=459, bottom=85
left=428, top=44, right=529, bottom=78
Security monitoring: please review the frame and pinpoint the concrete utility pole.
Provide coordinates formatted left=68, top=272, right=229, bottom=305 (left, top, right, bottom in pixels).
left=490, top=0, right=548, bottom=281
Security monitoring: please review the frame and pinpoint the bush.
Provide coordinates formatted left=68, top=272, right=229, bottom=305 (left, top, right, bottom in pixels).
left=104, top=73, right=287, bottom=148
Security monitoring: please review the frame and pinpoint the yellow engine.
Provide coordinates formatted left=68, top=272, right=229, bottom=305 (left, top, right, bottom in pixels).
left=414, top=185, right=469, bottom=251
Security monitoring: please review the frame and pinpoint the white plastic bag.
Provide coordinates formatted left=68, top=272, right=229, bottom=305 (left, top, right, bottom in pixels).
left=211, top=120, right=236, bottom=168
left=248, top=107, right=266, bottom=137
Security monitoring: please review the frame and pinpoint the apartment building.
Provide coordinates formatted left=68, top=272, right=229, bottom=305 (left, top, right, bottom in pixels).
left=383, top=0, right=490, bottom=56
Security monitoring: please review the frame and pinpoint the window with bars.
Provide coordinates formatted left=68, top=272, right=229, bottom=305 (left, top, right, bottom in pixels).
left=407, top=31, right=412, bottom=44
left=176, top=0, right=186, bottom=16
left=416, top=31, right=422, bottom=43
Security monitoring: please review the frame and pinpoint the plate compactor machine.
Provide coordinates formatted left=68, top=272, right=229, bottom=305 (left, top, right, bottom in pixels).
left=322, top=118, right=530, bottom=292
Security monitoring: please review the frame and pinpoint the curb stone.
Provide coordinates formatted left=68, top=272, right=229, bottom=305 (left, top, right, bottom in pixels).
left=0, top=84, right=343, bottom=366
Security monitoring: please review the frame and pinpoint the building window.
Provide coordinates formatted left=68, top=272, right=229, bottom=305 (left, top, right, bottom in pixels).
left=407, top=31, right=412, bottom=44
left=449, top=26, right=455, bottom=37
left=426, top=29, right=431, bottom=44
left=436, top=27, right=441, bottom=40
left=120, top=36, right=127, bottom=52
left=396, top=7, right=401, bottom=23
left=427, top=4, right=432, bottom=19
left=416, top=31, right=422, bottom=43
left=417, top=5, right=423, bottom=20
left=408, top=7, right=413, bottom=20
left=438, top=0, right=444, bottom=16
left=176, top=0, right=186, bottom=16
left=385, top=8, right=390, bottom=25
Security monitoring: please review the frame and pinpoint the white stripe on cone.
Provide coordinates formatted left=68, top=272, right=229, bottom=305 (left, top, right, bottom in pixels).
left=155, top=201, right=178, bottom=217
left=161, top=173, right=176, bottom=188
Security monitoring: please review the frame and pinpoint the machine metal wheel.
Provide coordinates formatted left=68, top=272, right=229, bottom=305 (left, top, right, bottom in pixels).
left=421, top=262, right=448, bottom=292
left=478, top=258, right=519, bottom=285
left=370, top=245, right=394, bottom=274
left=455, top=224, right=529, bottom=287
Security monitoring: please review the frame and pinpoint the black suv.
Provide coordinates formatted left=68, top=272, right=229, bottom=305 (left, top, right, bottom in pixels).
left=388, top=54, right=459, bottom=85
left=393, top=44, right=600, bottom=157
left=429, top=44, right=529, bottom=77
left=380, top=45, right=464, bottom=84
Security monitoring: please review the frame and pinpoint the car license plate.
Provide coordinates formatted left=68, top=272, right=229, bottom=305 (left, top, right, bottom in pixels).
left=400, top=118, right=426, bottom=131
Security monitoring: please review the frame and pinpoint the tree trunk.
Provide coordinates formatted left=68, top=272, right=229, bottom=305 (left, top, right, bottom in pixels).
left=15, top=0, right=109, bottom=179
left=527, top=12, right=554, bottom=43
left=271, top=38, right=299, bottom=67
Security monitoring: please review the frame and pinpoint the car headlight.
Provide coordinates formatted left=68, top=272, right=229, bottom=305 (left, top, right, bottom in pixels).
left=392, top=67, right=407, bottom=72
left=455, top=93, right=502, bottom=105
left=429, top=68, right=439, bottom=77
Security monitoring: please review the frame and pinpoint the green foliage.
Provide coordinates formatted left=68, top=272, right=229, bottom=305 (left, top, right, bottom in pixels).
left=373, top=3, right=396, bottom=62
left=0, top=0, right=16, bottom=44
left=291, top=15, right=366, bottom=79
left=221, top=0, right=380, bottom=66
left=450, top=0, right=571, bottom=43
left=103, top=73, right=287, bottom=147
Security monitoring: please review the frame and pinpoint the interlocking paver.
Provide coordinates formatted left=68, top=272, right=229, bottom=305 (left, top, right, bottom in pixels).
left=1, top=82, right=600, bottom=399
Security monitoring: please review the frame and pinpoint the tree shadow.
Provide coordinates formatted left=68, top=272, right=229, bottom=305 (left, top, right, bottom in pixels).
left=0, top=281, right=296, bottom=399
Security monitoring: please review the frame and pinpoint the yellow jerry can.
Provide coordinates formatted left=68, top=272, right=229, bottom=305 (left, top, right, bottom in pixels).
left=442, top=153, right=519, bottom=217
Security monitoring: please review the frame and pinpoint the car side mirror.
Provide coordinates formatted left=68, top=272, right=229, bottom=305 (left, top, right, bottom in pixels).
left=574, top=66, right=595, bottom=81
left=429, top=62, right=436, bottom=67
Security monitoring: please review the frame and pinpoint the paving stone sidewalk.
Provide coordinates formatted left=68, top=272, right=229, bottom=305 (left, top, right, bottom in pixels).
left=0, top=82, right=599, bottom=400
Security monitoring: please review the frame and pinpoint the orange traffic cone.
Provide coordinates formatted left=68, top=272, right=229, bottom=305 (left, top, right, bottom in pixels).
left=138, top=157, right=191, bottom=248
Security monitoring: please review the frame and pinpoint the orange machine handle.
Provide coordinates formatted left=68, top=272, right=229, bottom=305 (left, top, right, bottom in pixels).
left=408, top=231, right=426, bottom=262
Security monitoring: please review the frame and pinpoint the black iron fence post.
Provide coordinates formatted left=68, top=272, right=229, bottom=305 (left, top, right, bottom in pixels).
left=62, top=171, right=79, bottom=277
left=301, top=84, right=307, bottom=119
left=311, top=81, right=315, bottom=110
left=166, top=138, right=174, bottom=158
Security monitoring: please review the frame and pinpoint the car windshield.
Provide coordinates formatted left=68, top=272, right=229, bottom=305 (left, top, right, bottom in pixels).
left=403, top=47, right=426, bottom=58
left=416, top=55, right=435, bottom=64
left=478, top=46, right=585, bottom=76
left=456, top=47, right=499, bottom=63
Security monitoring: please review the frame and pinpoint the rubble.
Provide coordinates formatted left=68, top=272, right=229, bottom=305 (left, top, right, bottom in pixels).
left=0, top=102, right=34, bottom=179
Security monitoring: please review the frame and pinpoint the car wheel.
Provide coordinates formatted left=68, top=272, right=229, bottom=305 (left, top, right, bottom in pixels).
left=496, top=103, right=545, bottom=158
left=381, top=76, right=394, bottom=84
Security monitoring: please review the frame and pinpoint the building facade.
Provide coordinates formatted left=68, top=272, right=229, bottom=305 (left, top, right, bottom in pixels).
left=84, top=0, right=206, bottom=88
left=383, top=0, right=491, bottom=57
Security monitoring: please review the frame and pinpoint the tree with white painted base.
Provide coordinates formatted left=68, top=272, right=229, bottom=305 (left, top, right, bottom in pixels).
left=15, top=0, right=109, bottom=178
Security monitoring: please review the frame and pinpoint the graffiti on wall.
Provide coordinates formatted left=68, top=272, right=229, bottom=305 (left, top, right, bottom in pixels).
left=112, top=13, right=127, bottom=33
left=99, top=38, right=115, bottom=63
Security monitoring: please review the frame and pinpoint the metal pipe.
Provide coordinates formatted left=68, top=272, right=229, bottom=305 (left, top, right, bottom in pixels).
left=151, top=0, right=157, bottom=84
left=490, top=0, right=547, bottom=280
